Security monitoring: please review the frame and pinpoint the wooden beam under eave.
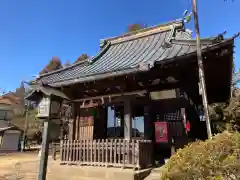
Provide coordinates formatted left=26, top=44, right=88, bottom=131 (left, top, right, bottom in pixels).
left=74, top=90, right=147, bottom=102
left=80, top=100, right=100, bottom=109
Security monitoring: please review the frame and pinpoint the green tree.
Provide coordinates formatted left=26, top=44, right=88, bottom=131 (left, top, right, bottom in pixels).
left=39, top=56, right=63, bottom=75
left=74, top=54, right=89, bottom=64
left=127, top=24, right=146, bottom=33
left=210, top=67, right=240, bottom=132
left=232, top=68, right=240, bottom=88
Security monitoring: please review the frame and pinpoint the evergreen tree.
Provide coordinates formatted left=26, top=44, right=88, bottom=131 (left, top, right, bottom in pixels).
left=74, top=54, right=89, bottom=64
left=127, top=24, right=146, bottom=33
left=39, top=56, right=63, bottom=75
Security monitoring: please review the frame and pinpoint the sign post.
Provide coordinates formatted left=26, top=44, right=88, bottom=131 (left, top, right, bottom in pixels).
left=25, top=85, right=69, bottom=180
left=38, top=97, right=51, bottom=180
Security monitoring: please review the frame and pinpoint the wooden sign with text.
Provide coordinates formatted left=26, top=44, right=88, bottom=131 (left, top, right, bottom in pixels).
left=36, top=97, right=61, bottom=119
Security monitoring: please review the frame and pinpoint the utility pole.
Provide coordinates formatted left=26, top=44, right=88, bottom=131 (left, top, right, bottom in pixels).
left=192, top=0, right=212, bottom=138
left=21, top=80, right=29, bottom=152
left=21, top=103, right=29, bottom=152
left=21, top=79, right=35, bottom=148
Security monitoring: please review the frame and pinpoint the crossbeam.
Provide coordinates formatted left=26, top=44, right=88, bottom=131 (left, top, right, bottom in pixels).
left=74, top=90, right=147, bottom=102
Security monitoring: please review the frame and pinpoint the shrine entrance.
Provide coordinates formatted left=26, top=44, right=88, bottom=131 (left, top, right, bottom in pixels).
left=149, top=98, right=209, bottom=163
left=107, top=105, right=144, bottom=139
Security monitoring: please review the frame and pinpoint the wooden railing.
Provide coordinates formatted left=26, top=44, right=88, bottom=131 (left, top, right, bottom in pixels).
left=60, top=139, right=152, bottom=169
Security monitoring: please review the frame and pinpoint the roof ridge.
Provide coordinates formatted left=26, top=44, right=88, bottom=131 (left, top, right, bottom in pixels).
left=101, top=19, right=184, bottom=45
left=171, top=32, right=227, bottom=46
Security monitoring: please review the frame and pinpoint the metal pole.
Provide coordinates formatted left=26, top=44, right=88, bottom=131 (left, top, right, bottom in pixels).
left=192, top=0, right=212, bottom=138
left=21, top=104, right=29, bottom=152
left=21, top=80, right=29, bottom=152
left=38, top=98, right=51, bottom=180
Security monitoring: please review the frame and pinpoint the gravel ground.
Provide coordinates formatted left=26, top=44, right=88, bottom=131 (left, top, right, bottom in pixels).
left=0, top=153, right=144, bottom=180
left=0, top=152, right=39, bottom=180
left=0, top=153, right=104, bottom=180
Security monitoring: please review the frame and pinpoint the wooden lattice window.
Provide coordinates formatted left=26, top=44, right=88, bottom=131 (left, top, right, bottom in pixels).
left=163, top=110, right=181, bottom=121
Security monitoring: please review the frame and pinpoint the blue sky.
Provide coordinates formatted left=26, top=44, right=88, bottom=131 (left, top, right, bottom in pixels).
left=0, top=0, right=239, bottom=92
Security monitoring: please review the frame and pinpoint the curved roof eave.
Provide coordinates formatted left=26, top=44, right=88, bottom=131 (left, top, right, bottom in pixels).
left=46, top=38, right=234, bottom=87
left=156, top=37, right=234, bottom=65
left=48, top=66, right=149, bottom=87
left=37, top=19, right=184, bottom=80
left=37, top=41, right=111, bottom=79
left=34, top=20, right=238, bottom=87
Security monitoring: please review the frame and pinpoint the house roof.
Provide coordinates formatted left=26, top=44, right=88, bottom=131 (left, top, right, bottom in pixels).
left=0, top=93, right=20, bottom=105
left=0, top=99, right=12, bottom=105
left=25, top=84, right=70, bottom=101
left=36, top=19, right=234, bottom=87
left=0, top=125, right=23, bottom=132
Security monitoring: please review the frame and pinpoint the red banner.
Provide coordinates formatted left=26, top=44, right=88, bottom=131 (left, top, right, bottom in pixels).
left=154, top=122, right=168, bottom=143
left=186, top=121, right=191, bottom=132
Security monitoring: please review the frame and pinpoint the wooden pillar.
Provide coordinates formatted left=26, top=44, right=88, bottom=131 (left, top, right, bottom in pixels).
left=124, top=100, right=132, bottom=140
left=72, top=103, right=77, bottom=140
left=60, top=120, right=64, bottom=140
left=68, top=103, right=77, bottom=140
left=93, top=106, right=107, bottom=139
left=144, top=101, right=155, bottom=166
left=181, top=108, right=187, bottom=135
left=144, top=104, right=152, bottom=140
left=75, top=116, right=79, bottom=140
left=68, top=119, right=74, bottom=140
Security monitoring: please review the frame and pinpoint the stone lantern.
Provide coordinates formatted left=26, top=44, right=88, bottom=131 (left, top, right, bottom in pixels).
left=25, top=84, right=69, bottom=180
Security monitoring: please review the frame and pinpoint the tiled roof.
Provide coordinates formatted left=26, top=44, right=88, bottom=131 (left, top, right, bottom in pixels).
left=25, top=84, right=70, bottom=101
left=0, top=125, right=22, bottom=132
left=0, top=93, right=20, bottom=105
left=36, top=20, right=232, bottom=87
left=0, top=99, right=12, bottom=105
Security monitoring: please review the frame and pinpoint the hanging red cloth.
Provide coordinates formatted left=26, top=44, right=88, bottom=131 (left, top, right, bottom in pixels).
left=154, top=122, right=168, bottom=143
left=186, top=120, right=191, bottom=132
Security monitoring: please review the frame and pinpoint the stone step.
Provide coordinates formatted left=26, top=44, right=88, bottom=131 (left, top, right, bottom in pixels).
left=143, top=167, right=164, bottom=180
left=47, top=175, right=103, bottom=180
left=144, top=173, right=163, bottom=180
left=144, top=177, right=160, bottom=180
left=151, top=168, right=163, bottom=173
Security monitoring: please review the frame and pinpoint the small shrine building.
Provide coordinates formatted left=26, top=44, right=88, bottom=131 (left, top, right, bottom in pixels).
left=28, top=19, right=236, bottom=169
